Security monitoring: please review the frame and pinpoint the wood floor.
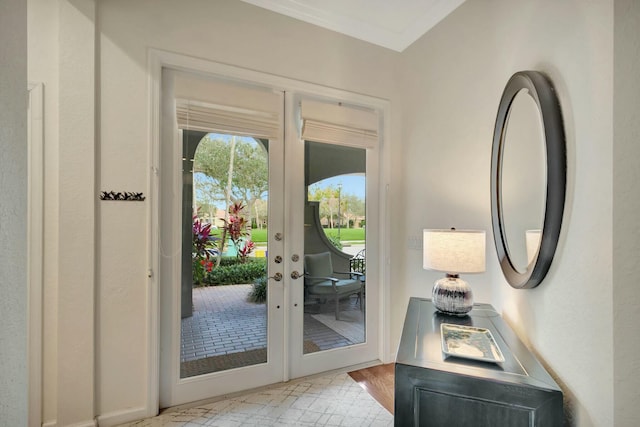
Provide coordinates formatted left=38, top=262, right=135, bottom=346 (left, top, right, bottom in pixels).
left=348, top=363, right=395, bottom=414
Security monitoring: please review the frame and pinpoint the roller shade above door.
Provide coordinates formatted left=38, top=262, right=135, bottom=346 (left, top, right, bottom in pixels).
left=171, top=69, right=282, bottom=139
left=299, top=99, right=379, bottom=149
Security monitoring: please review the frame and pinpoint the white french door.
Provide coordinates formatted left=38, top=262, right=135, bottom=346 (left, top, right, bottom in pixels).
left=157, top=64, right=382, bottom=409
left=158, top=69, right=287, bottom=407
left=285, top=93, right=381, bottom=379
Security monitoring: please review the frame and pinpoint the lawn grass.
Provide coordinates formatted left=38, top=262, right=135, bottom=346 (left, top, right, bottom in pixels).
left=249, top=227, right=364, bottom=243
left=323, top=228, right=365, bottom=242
left=250, top=228, right=268, bottom=243
left=210, top=228, right=270, bottom=243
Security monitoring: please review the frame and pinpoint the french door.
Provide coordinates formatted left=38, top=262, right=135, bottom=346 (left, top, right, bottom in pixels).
left=287, top=94, right=381, bottom=379
left=158, top=68, right=380, bottom=408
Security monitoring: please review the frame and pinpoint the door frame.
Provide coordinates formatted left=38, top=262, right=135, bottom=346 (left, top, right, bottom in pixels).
left=147, top=49, right=391, bottom=415
left=28, top=82, right=44, bottom=427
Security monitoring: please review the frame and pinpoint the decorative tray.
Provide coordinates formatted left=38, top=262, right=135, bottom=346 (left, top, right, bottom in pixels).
left=440, top=323, right=505, bottom=363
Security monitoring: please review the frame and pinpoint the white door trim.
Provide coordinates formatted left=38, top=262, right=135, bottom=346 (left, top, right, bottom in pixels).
left=27, top=82, right=44, bottom=427
left=147, top=49, right=392, bottom=414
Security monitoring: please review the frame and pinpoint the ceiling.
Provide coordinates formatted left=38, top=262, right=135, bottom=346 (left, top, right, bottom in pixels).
left=239, top=0, right=467, bottom=52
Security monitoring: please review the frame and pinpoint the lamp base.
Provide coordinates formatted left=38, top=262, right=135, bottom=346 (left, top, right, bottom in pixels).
left=432, top=275, right=473, bottom=316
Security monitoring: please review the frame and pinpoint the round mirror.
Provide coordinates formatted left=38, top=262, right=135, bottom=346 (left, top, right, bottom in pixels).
left=501, top=89, right=546, bottom=273
left=491, top=71, right=566, bottom=289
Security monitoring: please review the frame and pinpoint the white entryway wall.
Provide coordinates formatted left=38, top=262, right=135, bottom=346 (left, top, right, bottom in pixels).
left=395, top=1, right=629, bottom=426
left=28, top=0, right=401, bottom=425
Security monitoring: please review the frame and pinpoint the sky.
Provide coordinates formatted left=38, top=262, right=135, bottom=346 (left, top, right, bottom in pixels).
left=315, top=174, right=366, bottom=199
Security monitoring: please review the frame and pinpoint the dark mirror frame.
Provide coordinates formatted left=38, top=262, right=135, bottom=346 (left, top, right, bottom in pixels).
left=491, top=71, right=567, bottom=289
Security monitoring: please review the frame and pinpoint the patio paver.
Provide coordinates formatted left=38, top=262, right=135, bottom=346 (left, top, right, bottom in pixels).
left=180, top=285, right=364, bottom=367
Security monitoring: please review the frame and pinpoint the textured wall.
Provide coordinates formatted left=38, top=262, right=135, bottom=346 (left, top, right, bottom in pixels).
left=0, top=0, right=28, bottom=425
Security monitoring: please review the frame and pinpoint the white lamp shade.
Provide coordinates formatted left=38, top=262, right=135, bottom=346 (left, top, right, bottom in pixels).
left=423, top=229, right=486, bottom=274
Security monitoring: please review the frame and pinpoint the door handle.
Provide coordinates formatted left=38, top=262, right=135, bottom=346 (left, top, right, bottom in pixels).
left=290, top=271, right=301, bottom=280
left=269, top=273, right=283, bottom=282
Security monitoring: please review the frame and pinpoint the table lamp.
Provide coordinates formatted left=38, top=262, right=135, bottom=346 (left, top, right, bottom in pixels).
left=423, top=228, right=486, bottom=316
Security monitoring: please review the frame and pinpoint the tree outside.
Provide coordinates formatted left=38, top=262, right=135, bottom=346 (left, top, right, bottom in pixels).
left=194, top=134, right=268, bottom=231
left=193, top=133, right=366, bottom=254
left=308, top=180, right=365, bottom=234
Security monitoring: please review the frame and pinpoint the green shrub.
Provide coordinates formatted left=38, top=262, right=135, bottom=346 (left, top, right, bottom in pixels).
left=248, top=276, right=267, bottom=303
left=327, top=234, right=343, bottom=250
left=218, top=256, right=244, bottom=267
left=203, top=258, right=267, bottom=285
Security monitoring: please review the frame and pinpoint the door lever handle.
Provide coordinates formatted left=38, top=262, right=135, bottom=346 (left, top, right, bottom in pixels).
left=269, top=273, right=283, bottom=282
left=290, top=271, right=301, bottom=280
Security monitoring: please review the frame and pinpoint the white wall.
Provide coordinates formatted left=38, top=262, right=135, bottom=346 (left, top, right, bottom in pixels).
left=28, top=2, right=97, bottom=424
left=28, top=0, right=402, bottom=424
left=27, top=0, right=60, bottom=422
left=97, top=0, right=398, bottom=420
left=398, top=0, right=614, bottom=426
left=57, top=0, right=97, bottom=425
left=613, top=0, right=640, bottom=424
left=0, top=0, right=28, bottom=425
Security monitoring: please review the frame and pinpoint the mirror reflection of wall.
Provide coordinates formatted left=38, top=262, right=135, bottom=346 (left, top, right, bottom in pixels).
left=500, top=89, right=546, bottom=273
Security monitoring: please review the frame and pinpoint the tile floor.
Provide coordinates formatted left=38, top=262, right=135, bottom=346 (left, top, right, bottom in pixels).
left=118, top=371, right=393, bottom=426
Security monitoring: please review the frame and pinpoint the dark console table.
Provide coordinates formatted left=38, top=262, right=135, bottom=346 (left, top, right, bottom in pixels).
left=395, top=298, right=562, bottom=426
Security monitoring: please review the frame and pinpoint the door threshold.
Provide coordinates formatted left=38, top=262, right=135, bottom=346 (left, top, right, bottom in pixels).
left=159, top=359, right=384, bottom=415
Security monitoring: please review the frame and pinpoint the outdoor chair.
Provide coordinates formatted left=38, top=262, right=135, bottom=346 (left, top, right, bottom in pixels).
left=349, top=249, right=366, bottom=275
left=303, top=252, right=364, bottom=320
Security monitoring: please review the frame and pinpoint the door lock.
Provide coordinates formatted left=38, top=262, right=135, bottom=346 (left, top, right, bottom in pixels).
left=274, top=255, right=283, bottom=264
left=291, top=254, right=299, bottom=262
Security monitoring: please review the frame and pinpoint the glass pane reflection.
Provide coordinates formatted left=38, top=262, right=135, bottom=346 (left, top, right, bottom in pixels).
left=302, top=141, right=366, bottom=354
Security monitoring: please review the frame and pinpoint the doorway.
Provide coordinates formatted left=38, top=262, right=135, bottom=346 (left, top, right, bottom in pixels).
left=156, top=65, right=384, bottom=408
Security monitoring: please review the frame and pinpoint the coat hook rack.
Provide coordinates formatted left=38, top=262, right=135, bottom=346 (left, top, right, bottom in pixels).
left=99, top=191, right=146, bottom=201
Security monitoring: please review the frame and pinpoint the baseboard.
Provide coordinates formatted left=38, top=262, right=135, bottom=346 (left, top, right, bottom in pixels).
left=96, top=406, right=152, bottom=427
left=43, top=408, right=149, bottom=427
left=42, top=420, right=95, bottom=427
left=43, top=420, right=94, bottom=427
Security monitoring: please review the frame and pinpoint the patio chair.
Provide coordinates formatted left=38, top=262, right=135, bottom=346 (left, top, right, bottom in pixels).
left=303, top=252, right=364, bottom=320
left=350, top=249, right=366, bottom=275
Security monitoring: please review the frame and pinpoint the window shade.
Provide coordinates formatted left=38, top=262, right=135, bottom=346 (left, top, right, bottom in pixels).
left=170, top=69, right=282, bottom=139
left=300, top=99, right=378, bottom=149
left=175, top=99, right=279, bottom=139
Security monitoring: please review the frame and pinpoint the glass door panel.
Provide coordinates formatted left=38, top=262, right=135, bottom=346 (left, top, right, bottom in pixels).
left=180, top=133, right=270, bottom=378
left=302, top=141, right=367, bottom=354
